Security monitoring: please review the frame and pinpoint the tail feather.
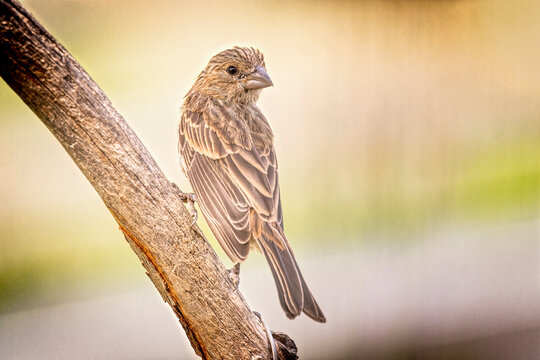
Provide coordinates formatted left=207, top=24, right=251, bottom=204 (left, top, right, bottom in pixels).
left=299, top=275, right=326, bottom=322
left=256, top=223, right=326, bottom=323
left=259, top=238, right=303, bottom=319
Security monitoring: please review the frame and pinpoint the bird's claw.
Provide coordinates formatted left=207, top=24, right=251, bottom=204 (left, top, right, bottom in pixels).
left=228, top=263, right=241, bottom=288
left=185, top=199, right=198, bottom=226
left=171, top=182, right=198, bottom=226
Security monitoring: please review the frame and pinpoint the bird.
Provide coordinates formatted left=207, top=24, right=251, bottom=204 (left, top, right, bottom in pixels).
left=178, top=46, right=326, bottom=323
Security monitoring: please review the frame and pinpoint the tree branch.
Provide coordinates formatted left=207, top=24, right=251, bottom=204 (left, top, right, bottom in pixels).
left=0, top=0, right=297, bottom=358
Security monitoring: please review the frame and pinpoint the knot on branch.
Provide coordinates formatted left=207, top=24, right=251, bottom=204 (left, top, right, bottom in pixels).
left=273, top=332, right=298, bottom=360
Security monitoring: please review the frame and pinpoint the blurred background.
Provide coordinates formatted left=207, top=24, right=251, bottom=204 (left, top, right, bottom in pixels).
left=1, top=0, right=539, bottom=359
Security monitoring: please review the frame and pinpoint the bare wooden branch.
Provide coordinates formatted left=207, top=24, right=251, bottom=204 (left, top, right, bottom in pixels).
left=0, top=0, right=297, bottom=358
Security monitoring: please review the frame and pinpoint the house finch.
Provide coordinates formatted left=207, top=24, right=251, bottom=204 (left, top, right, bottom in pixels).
left=178, top=47, right=325, bottom=322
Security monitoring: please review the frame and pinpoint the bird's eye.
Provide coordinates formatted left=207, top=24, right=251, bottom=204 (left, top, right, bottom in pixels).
left=227, top=66, right=238, bottom=75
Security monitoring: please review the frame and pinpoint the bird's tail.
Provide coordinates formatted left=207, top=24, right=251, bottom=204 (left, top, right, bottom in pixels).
left=255, top=223, right=326, bottom=323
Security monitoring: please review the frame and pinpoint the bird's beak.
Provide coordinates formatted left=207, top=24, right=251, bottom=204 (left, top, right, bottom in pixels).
left=244, top=66, right=273, bottom=90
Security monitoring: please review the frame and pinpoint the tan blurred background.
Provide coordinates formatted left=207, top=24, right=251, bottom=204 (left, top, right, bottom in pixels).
left=1, top=0, right=539, bottom=359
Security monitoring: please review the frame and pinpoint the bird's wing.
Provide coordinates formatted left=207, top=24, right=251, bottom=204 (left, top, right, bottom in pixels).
left=179, top=107, right=282, bottom=262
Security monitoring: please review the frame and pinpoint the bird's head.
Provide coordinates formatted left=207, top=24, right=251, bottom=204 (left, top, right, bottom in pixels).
left=191, top=47, right=273, bottom=104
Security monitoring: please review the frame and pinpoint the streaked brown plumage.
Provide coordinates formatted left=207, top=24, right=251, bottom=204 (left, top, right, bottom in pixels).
left=178, top=47, right=325, bottom=322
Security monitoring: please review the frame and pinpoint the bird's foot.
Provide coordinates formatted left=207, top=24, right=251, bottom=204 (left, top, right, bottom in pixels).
left=228, top=263, right=241, bottom=288
left=171, top=182, right=198, bottom=226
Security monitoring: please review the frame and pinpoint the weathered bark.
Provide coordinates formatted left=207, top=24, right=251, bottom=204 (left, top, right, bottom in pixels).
left=0, top=0, right=296, bottom=359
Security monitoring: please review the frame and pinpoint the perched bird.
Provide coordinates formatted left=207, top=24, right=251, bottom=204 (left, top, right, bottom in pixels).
left=178, top=47, right=326, bottom=322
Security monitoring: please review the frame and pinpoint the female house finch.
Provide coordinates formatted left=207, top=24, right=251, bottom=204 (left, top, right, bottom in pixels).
left=178, top=47, right=325, bottom=322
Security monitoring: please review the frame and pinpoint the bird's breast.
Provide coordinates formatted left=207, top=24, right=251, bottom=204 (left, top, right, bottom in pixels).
left=240, top=105, right=274, bottom=153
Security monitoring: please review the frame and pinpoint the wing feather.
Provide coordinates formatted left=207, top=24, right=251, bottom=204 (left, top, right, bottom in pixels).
left=190, top=153, right=251, bottom=261
left=179, top=106, right=283, bottom=262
